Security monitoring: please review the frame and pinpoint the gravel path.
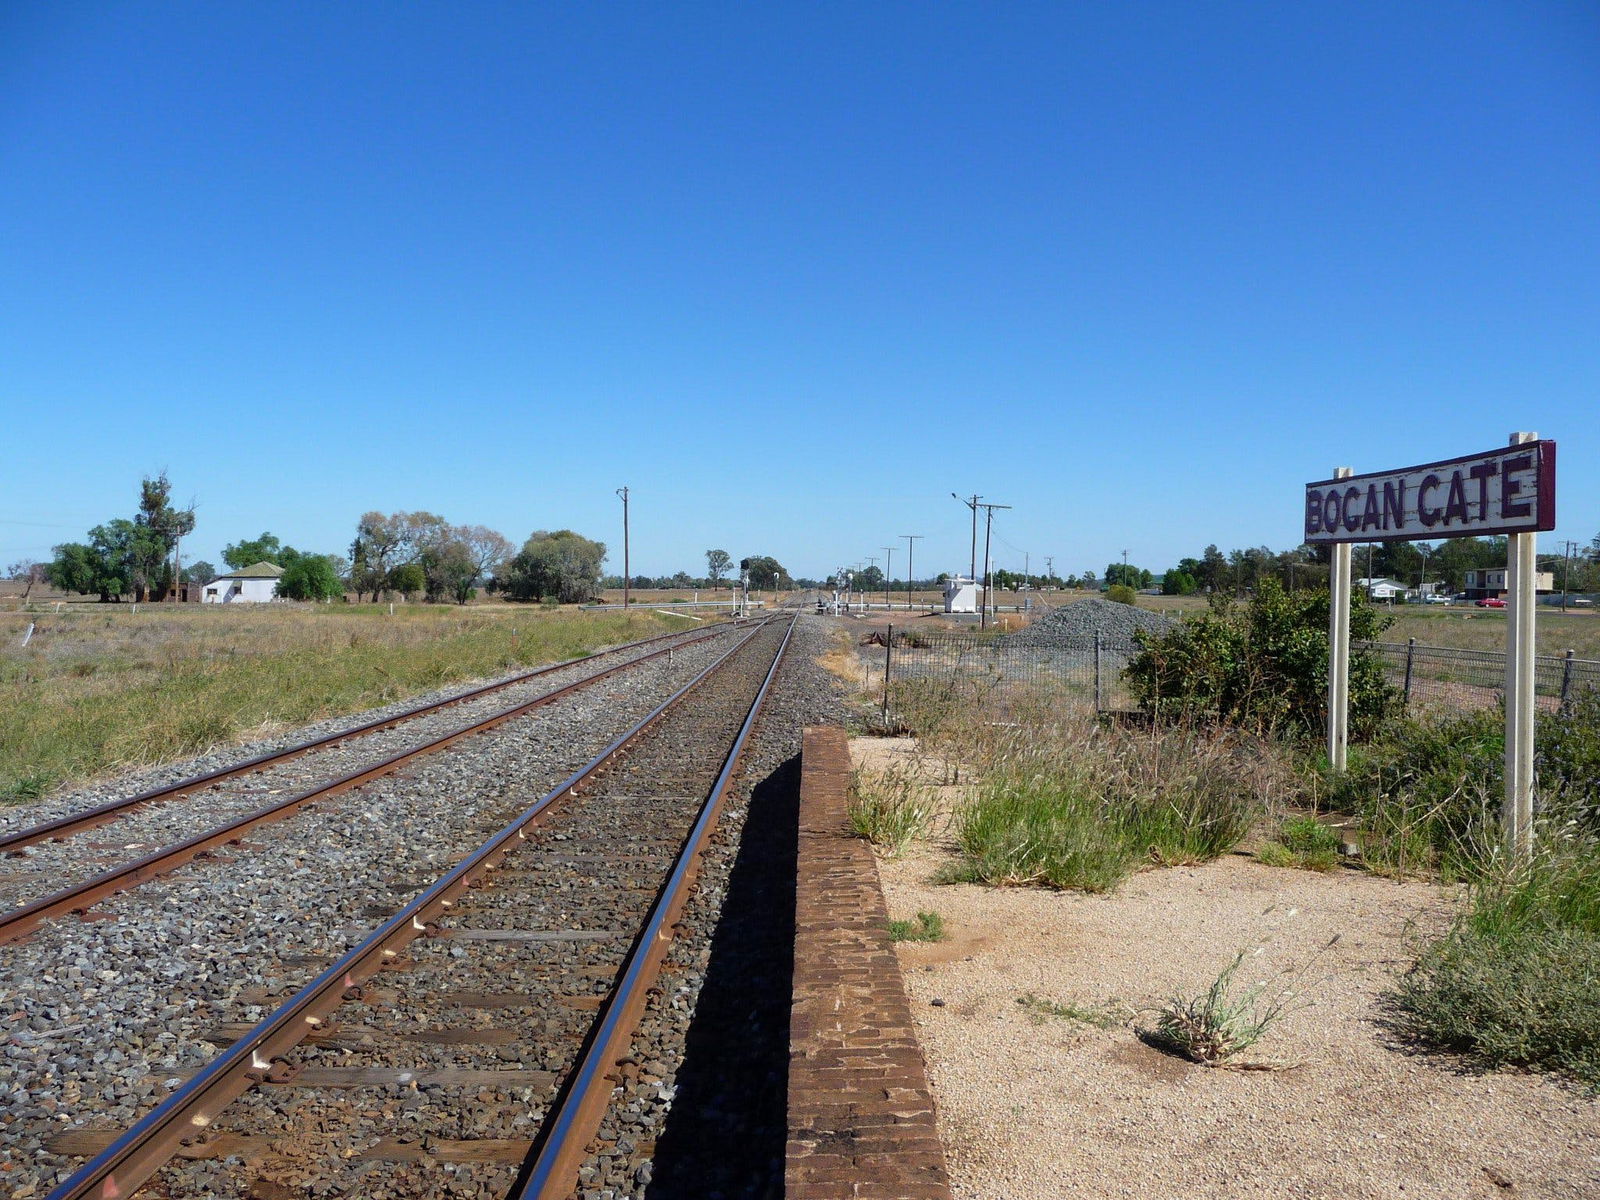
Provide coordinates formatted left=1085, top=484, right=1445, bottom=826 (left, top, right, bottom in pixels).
left=0, top=628, right=741, bottom=1198
left=860, top=736, right=1600, bottom=1200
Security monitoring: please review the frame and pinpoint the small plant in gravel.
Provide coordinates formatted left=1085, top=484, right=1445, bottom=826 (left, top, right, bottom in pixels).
left=1016, top=993, right=1124, bottom=1028
left=849, top=765, right=938, bottom=856
left=1142, top=936, right=1337, bottom=1065
left=887, top=911, right=946, bottom=942
left=1257, top=815, right=1342, bottom=872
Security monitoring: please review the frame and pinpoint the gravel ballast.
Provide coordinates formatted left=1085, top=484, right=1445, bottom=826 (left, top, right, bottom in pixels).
left=0, top=627, right=745, bottom=1198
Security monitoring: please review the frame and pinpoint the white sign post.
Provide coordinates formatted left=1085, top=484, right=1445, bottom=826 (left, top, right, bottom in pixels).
left=1306, top=434, right=1556, bottom=862
left=1327, top=468, right=1353, bottom=772
left=1504, top=432, right=1539, bottom=860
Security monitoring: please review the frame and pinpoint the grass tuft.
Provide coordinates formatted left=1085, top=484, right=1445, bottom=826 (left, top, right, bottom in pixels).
left=887, top=911, right=946, bottom=942
left=848, top=765, right=938, bottom=856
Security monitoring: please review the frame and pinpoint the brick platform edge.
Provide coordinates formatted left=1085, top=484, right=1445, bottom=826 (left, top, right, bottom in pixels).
left=787, top=726, right=954, bottom=1200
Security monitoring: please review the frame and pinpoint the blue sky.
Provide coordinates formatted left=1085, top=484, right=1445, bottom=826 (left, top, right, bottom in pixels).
left=3, top=2, right=1596, bottom=582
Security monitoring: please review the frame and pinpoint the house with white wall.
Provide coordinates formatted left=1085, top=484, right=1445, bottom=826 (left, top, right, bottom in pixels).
left=202, top=562, right=283, bottom=603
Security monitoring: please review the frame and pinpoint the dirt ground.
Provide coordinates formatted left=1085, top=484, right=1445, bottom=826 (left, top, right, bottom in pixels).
left=852, top=736, right=1600, bottom=1200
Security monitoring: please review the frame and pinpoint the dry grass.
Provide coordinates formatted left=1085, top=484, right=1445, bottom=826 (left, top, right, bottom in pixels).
left=1384, top=606, right=1600, bottom=659
left=0, top=603, right=687, bottom=802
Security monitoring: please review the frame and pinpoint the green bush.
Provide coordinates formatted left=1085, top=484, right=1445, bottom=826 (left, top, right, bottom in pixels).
left=1106, top=583, right=1137, bottom=605
left=1257, top=814, right=1341, bottom=871
left=1392, top=847, right=1600, bottom=1087
left=1126, top=579, right=1395, bottom=739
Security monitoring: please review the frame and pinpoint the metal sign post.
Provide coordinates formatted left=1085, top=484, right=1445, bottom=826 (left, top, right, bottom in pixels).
left=1327, top=467, right=1353, bottom=772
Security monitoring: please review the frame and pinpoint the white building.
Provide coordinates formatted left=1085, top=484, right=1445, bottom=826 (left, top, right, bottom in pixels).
left=943, top=576, right=979, bottom=614
left=203, top=561, right=284, bottom=603
left=1356, top=577, right=1407, bottom=602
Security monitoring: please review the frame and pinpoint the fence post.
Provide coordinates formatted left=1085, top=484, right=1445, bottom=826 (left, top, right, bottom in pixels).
left=1561, top=649, right=1575, bottom=709
left=882, top=624, right=893, bottom=725
left=1403, top=637, right=1416, bottom=706
left=1094, top=630, right=1103, bottom=715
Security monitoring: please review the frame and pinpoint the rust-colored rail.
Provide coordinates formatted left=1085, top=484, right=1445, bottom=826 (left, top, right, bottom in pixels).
left=0, top=620, right=753, bottom=945
left=514, top=613, right=796, bottom=1198
left=43, top=614, right=792, bottom=1200
left=0, top=623, right=723, bottom=856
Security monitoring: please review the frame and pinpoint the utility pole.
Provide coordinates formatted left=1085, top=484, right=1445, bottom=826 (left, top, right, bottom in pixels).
left=1044, top=556, right=1054, bottom=588
left=1122, top=548, right=1129, bottom=588
left=616, top=486, right=630, bottom=609
left=901, top=534, right=922, bottom=611
left=1562, top=539, right=1578, bottom=609
left=865, top=556, right=879, bottom=608
left=975, top=501, right=1012, bottom=629
left=882, top=547, right=894, bottom=609
left=951, top=493, right=981, bottom=581
left=1024, top=552, right=1030, bottom=592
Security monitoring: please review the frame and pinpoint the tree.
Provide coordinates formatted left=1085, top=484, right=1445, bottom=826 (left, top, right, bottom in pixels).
left=456, top=525, right=513, bottom=601
left=740, top=555, right=789, bottom=591
left=46, top=543, right=106, bottom=599
left=134, top=472, right=195, bottom=601
left=222, top=532, right=285, bottom=569
left=349, top=512, right=406, bottom=602
left=706, top=549, right=732, bottom=589
left=502, top=530, right=607, bottom=603
left=186, top=560, right=218, bottom=586
left=389, top=562, right=426, bottom=600
left=1162, top=570, right=1198, bottom=596
left=277, top=554, right=345, bottom=601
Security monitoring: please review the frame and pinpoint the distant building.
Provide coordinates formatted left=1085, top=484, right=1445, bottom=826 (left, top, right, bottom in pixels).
left=1464, top=568, right=1554, bottom=602
left=943, top=576, right=979, bottom=614
left=1356, top=577, right=1407, bottom=602
left=203, top=562, right=284, bottom=604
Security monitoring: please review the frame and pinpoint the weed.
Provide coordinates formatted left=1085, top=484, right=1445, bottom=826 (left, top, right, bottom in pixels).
left=887, top=911, right=946, bottom=942
left=1, top=771, right=55, bottom=805
left=1016, top=993, right=1124, bottom=1028
left=1257, top=814, right=1342, bottom=872
left=1142, top=937, right=1337, bottom=1065
left=848, top=766, right=938, bottom=855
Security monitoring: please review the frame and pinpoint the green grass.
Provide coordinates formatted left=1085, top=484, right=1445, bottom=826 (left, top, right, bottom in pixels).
left=1257, top=814, right=1342, bottom=872
left=945, top=722, right=1270, bottom=891
left=887, top=911, right=946, bottom=942
left=1391, top=845, right=1600, bottom=1088
left=848, top=765, right=939, bottom=856
left=1141, top=947, right=1312, bottom=1064
left=1016, top=993, right=1124, bottom=1028
left=0, top=604, right=687, bottom=803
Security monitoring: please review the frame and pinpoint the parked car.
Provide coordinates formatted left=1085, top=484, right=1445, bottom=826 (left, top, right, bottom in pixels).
left=1423, top=594, right=1450, bottom=604
left=1475, top=597, right=1507, bottom=608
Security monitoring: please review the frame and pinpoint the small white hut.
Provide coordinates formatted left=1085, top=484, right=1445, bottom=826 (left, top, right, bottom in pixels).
left=203, top=562, right=284, bottom=603
left=943, top=576, right=979, bottom=614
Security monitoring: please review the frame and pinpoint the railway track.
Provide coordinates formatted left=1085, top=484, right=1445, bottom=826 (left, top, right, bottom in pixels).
left=27, top=613, right=797, bottom=1200
left=0, top=621, right=749, bottom=943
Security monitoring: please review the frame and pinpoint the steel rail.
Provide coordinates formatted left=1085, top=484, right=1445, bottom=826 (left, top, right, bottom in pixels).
left=43, top=615, right=791, bottom=1200
left=0, top=622, right=727, bottom=856
left=514, top=613, right=797, bottom=1198
left=0, top=620, right=757, bottom=945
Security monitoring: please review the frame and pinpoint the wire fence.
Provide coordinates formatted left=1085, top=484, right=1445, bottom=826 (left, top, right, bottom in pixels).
left=860, top=627, right=1145, bottom=727
left=859, top=625, right=1600, bottom=729
left=1358, top=639, right=1600, bottom=717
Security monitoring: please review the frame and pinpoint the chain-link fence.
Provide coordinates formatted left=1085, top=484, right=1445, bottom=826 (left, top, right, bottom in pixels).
left=861, top=627, right=1145, bottom=728
left=1357, top=639, right=1600, bottom=716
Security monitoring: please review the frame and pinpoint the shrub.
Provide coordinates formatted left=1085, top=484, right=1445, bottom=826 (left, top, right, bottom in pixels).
left=1106, top=583, right=1137, bottom=605
left=1391, top=846, right=1600, bottom=1087
left=1141, top=944, right=1329, bottom=1064
left=1329, top=710, right=1503, bottom=876
left=1126, top=579, right=1395, bottom=739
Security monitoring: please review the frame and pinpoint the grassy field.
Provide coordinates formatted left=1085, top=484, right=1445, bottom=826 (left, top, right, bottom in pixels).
left=0, top=602, right=688, bottom=803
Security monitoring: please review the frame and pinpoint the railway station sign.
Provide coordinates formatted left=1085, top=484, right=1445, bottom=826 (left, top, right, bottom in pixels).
left=1304, top=440, right=1556, bottom=545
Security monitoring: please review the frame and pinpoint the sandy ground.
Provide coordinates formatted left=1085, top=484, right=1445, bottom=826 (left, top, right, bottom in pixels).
left=853, top=736, right=1600, bottom=1200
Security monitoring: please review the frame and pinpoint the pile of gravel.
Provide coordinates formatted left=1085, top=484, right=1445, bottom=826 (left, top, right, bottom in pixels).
left=1001, top=597, right=1176, bottom=649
